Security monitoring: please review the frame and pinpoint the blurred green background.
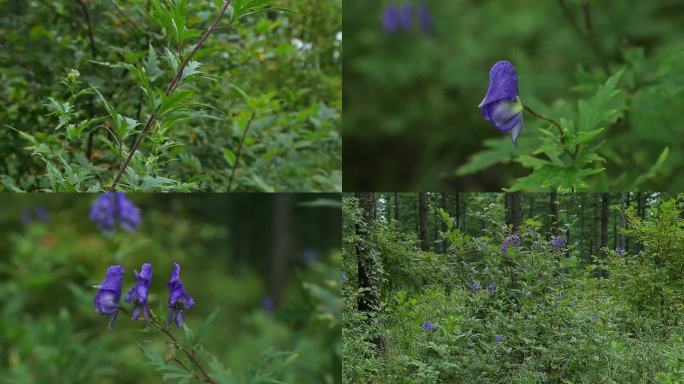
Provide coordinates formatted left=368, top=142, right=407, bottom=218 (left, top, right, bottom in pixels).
left=343, top=0, right=684, bottom=191
left=0, top=193, right=341, bottom=383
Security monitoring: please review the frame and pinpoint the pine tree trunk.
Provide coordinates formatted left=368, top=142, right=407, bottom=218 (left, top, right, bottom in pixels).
left=353, top=193, right=380, bottom=315
left=419, top=193, right=429, bottom=251
left=550, top=191, right=559, bottom=237
left=599, top=193, right=610, bottom=277
left=505, top=192, right=523, bottom=232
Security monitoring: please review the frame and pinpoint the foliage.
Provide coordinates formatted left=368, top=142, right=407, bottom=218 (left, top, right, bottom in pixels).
left=0, top=0, right=341, bottom=191
left=0, top=194, right=341, bottom=383
left=344, top=0, right=684, bottom=191
left=342, top=193, right=684, bottom=383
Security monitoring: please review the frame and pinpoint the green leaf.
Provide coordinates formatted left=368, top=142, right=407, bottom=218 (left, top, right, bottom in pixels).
left=577, top=68, right=625, bottom=132
left=627, top=147, right=669, bottom=190
left=222, top=148, right=237, bottom=167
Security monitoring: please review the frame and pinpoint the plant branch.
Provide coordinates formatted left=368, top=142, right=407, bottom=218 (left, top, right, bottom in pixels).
left=557, top=0, right=609, bottom=74
left=76, top=0, right=100, bottom=160
left=523, top=105, right=565, bottom=144
left=109, top=0, right=233, bottom=191
left=227, top=112, right=256, bottom=191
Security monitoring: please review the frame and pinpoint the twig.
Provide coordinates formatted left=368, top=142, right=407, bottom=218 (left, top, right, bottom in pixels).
left=76, top=0, right=100, bottom=160
left=523, top=105, right=565, bottom=144
left=109, top=0, right=233, bottom=191
left=227, top=112, right=256, bottom=191
left=557, top=0, right=609, bottom=74
left=118, top=306, right=215, bottom=383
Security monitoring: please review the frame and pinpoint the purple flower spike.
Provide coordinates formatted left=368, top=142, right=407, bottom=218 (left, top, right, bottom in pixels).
left=478, top=61, right=524, bottom=144
left=551, top=236, right=567, bottom=250
left=125, top=263, right=152, bottom=321
left=495, top=334, right=503, bottom=343
left=167, top=263, right=194, bottom=328
left=422, top=321, right=434, bottom=331
left=417, top=4, right=433, bottom=33
left=382, top=5, right=401, bottom=33
left=89, top=192, right=141, bottom=234
left=93, top=265, right=125, bottom=328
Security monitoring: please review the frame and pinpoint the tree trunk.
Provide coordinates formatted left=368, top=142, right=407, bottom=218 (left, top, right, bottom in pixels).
left=268, top=194, right=293, bottom=310
left=394, top=192, right=399, bottom=222
left=455, top=193, right=460, bottom=230
left=419, top=193, right=429, bottom=251
left=599, top=193, right=610, bottom=277
left=441, top=193, right=449, bottom=254
left=593, top=193, right=601, bottom=257
left=528, top=193, right=535, bottom=219
left=353, top=193, right=380, bottom=315
left=550, top=191, right=559, bottom=237
left=505, top=192, right=523, bottom=232
left=579, top=193, right=585, bottom=260
left=624, top=192, right=631, bottom=253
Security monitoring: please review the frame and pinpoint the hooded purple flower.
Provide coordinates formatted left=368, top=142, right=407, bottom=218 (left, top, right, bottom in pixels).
left=93, top=265, right=125, bottom=328
left=469, top=282, right=481, bottom=292
left=422, top=321, right=434, bottom=331
left=125, top=263, right=152, bottom=321
left=551, top=236, right=567, bottom=250
left=495, top=334, right=503, bottom=343
left=417, top=4, right=433, bottom=33
left=615, top=247, right=624, bottom=256
left=478, top=61, right=524, bottom=144
left=167, top=263, right=194, bottom=328
left=501, top=234, right=521, bottom=253
left=21, top=206, right=49, bottom=226
left=382, top=5, right=401, bottom=33
left=89, top=192, right=141, bottom=234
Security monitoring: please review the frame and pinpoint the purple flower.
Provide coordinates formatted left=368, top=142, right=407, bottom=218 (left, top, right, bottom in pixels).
left=501, top=234, right=521, bottom=253
left=469, top=282, right=481, bottom=292
left=21, top=206, right=50, bottom=226
left=487, top=282, right=495, bottom=293
left=125, top=263, right=152, bottom=321
left=302, top=249, right=319, bottom=263
left=381, top=5, right=401, bottom=33
left=167, top=263, right=195, bottom=328
left=261, top=296, right=275, bottom=313
left=93, top=265, right=125, bottom=328
left=89, top=192, right=141, bottom=234
left=422, top=321, right=434, bottom=331
left=478, top=61, right=524, bottom=144
left=615, top=247, right=624, bottom=256
left=398, top=4, right=413, bottom=30
left=495, top=334, right=503, bottom=343
left=342, top=272, right=348, bottom=283
left=417, top=4, right=433, bottom=33
left=551, top=236, right=567, bottom=250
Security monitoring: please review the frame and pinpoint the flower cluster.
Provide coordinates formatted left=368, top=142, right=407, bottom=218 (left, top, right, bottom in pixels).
left=89, top=192, right=141, bottom=234
left=21, top=206, right=49, bottom=226
left=615, top=247, right=624, bottom=256
left=479, top=61, right=524, bottom=144
left=381, top=3, right=432, bottom=34
left=550, top=235, right=567, bottom=250
left=93, top=262, right=194, bottom=329
left=469, top=282, right=481, bottom=292
left=422, top=321, right=434, bottom=331
left=501, top=234, right=521, bottom=253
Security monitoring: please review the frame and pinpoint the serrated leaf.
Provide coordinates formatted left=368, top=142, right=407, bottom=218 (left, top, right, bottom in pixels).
left=578, top=68, right=625, bottom=132
left=627, top=147, right=669, bottom=190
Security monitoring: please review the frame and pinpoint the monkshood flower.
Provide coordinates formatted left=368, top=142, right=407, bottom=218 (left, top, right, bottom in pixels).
left=495, top=334, right=503, bottom=343
left=551, top=235, right=567, bottom=250
left=615, top=247, right=624, bottom=256
left=93, top=265, right=125, bottom=328
left=125, top=263, right=152, bottom=321
left=501, top=234, right=521, bottom=253
left=21, top=206, right=49, bottom=226
left=168, top=263, right=195, bottom=328
left=469, top=282, right=481, bottom=292
left=417, top=4, right=433, bottom=32
left=422, top=321, right=434, bottom=331
left=478, top=61, right=524, bottom=144
left=487, top=282, right=495, bottom=293
left=382, top=4, right=401, bottom=33
left=89, top=192, right=141, bottom=234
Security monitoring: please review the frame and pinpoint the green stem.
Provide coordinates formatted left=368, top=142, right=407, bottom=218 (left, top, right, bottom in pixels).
left=523, top=105, right=565, bottom=144
left=227, top=112, right=256, bottom=191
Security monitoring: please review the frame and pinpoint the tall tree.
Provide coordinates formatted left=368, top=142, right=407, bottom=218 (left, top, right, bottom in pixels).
left=505, top=192, right=523, bottom=232
left=599, top=193, right=610, bottom=276
left=418, top=193, right=429, bottom=251
left=353, top=193, right=380, bottom=315
left=593, top=193, right=601, bottom=257
left=441, top=193, right=449, bottom=254
left=579, top=193, right=586, bottom=259
left=550, top=191, right=559, bottom=237
left=394, top=192, right=399, bottom=222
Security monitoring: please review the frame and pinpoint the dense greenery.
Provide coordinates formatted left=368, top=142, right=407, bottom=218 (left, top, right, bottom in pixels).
left=0, top=0, right=341, bottom=191
left=343, top=193, right=684, bottom=383
left=344, top=0, right=684, bottom=191
left=0, top=194, right=341, bottom=383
